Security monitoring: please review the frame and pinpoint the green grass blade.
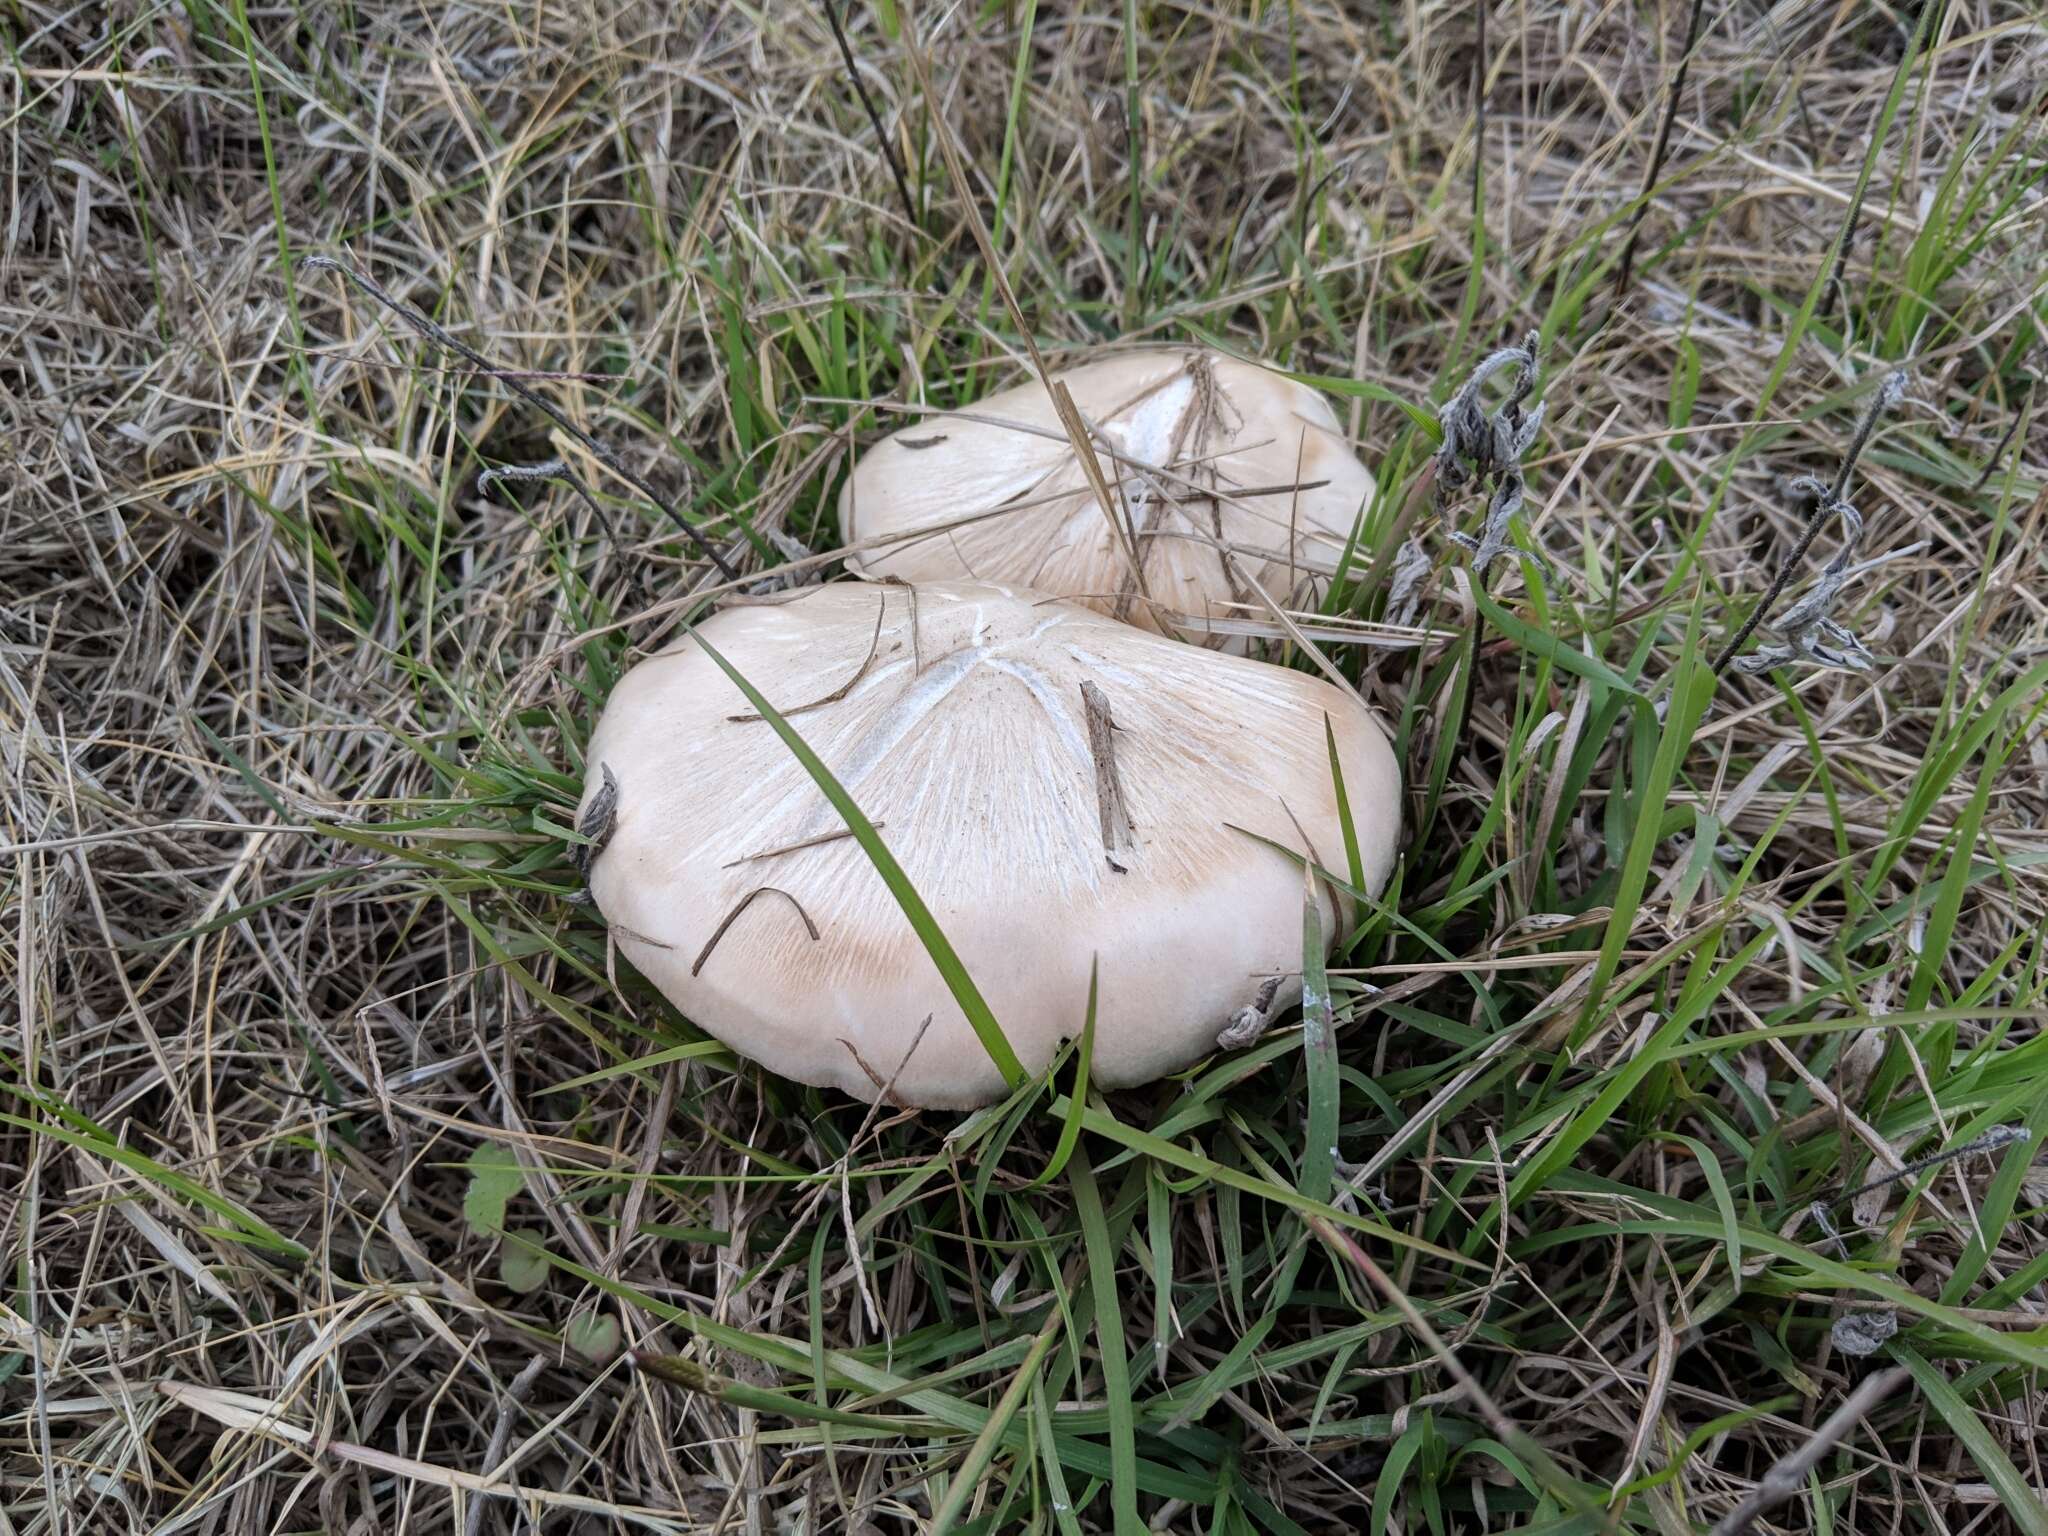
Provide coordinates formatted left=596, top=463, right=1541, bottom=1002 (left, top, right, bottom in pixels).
left=1299, top=876, right=1338, bottom=1209
left=1473, top=587, right=1646, bottom=698
left=1893, top=1344, right=2048, bottom=1536
left=930, top=1321, right=1060, bottom=1535
left=1323, top=713, right=1365, bottom=894
left=1068, top=1146, right=1143, bottom=1536
left=1514, top=928, right=1773, bottom=1210
left=1024, top=960, right=1095, bottom=1191
left=1575, top=592, right=1714, bottom=1041
left=0, top=1112, right=307, bottom=1259
left=690, top=630, right=1025, bottom=1089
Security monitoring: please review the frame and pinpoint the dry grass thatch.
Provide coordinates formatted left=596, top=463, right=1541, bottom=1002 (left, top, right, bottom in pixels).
left=4, top=0, right=2047, bottom=1530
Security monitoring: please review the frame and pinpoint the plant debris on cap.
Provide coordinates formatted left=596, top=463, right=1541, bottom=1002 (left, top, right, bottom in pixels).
left=578, top=581, right=1401, bottom=1108
left=839, top=351, right=1378, bottom=643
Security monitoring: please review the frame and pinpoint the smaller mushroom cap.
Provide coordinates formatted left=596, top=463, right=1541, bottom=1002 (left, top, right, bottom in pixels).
left=839, top=350, right=1376, bottom=641
left=579, top=581, right=1400, bottom=1108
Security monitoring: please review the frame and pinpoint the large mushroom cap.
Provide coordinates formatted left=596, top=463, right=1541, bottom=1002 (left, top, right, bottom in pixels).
left=580, top=581, right=1400, bottom=1108
left=839, top=350, right=1377, bottom=641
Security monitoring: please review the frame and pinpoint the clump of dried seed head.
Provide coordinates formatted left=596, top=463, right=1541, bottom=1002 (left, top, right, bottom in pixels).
left=1434, top=331, right=1549, bottom=580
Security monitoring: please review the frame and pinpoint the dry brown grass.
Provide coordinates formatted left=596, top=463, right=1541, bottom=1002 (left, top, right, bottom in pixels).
left=4, top=0, right=2046, bottom=1530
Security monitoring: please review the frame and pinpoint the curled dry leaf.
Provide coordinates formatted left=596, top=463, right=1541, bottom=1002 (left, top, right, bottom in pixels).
left=1831, top=1309, right=1899, bottom=1358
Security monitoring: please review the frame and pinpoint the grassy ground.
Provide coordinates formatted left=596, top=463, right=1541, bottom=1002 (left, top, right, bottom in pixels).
left=5, top=0, right=2048, bottom=1530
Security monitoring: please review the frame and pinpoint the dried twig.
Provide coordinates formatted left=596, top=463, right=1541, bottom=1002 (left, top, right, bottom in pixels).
left=1805, top=1125, right=2029, bottom=1357
left=1470, top=0, right=1486, bottom=233
left=840, top=1013, right=934, bottom=1109
left=1822, top=155, right=1877, bottom=328
left=1825, top=1122, right=2030, bottom=1210
left=1707, top=1367, right=1910, bottom=1536
left=727, top=594, right=888, bottom=721
left=723, top=823, right=882, bottom=868
left=818, top=1, right=918, bottom=229
left=1080, top=681, right=1134, bottom=873
left=465, top=1356, right=546, bottom=1536
left=1612, top=0, right=1710, bottom=304
left=1968, top=384, right=2033, bottom=494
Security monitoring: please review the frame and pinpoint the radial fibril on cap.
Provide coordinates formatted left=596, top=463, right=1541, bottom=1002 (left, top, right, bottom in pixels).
left=579, top=580, right=1401, bottom=1108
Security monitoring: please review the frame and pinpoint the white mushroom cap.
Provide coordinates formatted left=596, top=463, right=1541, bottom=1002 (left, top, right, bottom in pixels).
left=580, top=581, right=1400, bottom=1108
left=839, top=350, right=1377, bottom=641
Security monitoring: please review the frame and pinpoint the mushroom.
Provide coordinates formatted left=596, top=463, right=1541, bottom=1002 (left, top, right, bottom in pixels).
left=839, top=350, right=1377, bottom=643
left=579, top=580, right=1399, bottom=1108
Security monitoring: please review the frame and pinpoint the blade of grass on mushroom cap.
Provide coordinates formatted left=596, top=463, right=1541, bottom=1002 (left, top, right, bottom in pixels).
left=1022, top=960, right=1094, bottom=1191
left=688, top=629, right=1026, bottom=1091
left=1322, top=714, right=1366, bottom=895
left=1298, top=872, right=1338, bottom=1213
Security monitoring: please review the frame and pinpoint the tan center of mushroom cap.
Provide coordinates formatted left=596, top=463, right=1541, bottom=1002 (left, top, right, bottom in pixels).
left=838, top=350, right=1377, bottom=643
left=580, top=580, right=1401, bottom=1108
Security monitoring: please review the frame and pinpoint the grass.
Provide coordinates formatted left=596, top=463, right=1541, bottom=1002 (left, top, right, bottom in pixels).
left=3, top=0, right=2047, bottom=1532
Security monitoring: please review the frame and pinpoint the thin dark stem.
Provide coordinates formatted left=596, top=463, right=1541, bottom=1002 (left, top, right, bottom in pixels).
left=1967, top=383, right=2031, bottom=494
left=1710, top=374, right=1902, bottom=675
left=1822, top=151, right=1875, bottom=327
left=1827, top=375, right=1899, bottom=503
left=1825, top=1124, right=2029, bottom=1209
left=1708, top=489, right=1832, bottom=675
left=1612, top=0, right=1710, bottom=304
left=821, top=1, right=919, bottom=231
left=303, top=257, right=739, bottom=581
left=1471, top=0, right=1486, bottom=226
